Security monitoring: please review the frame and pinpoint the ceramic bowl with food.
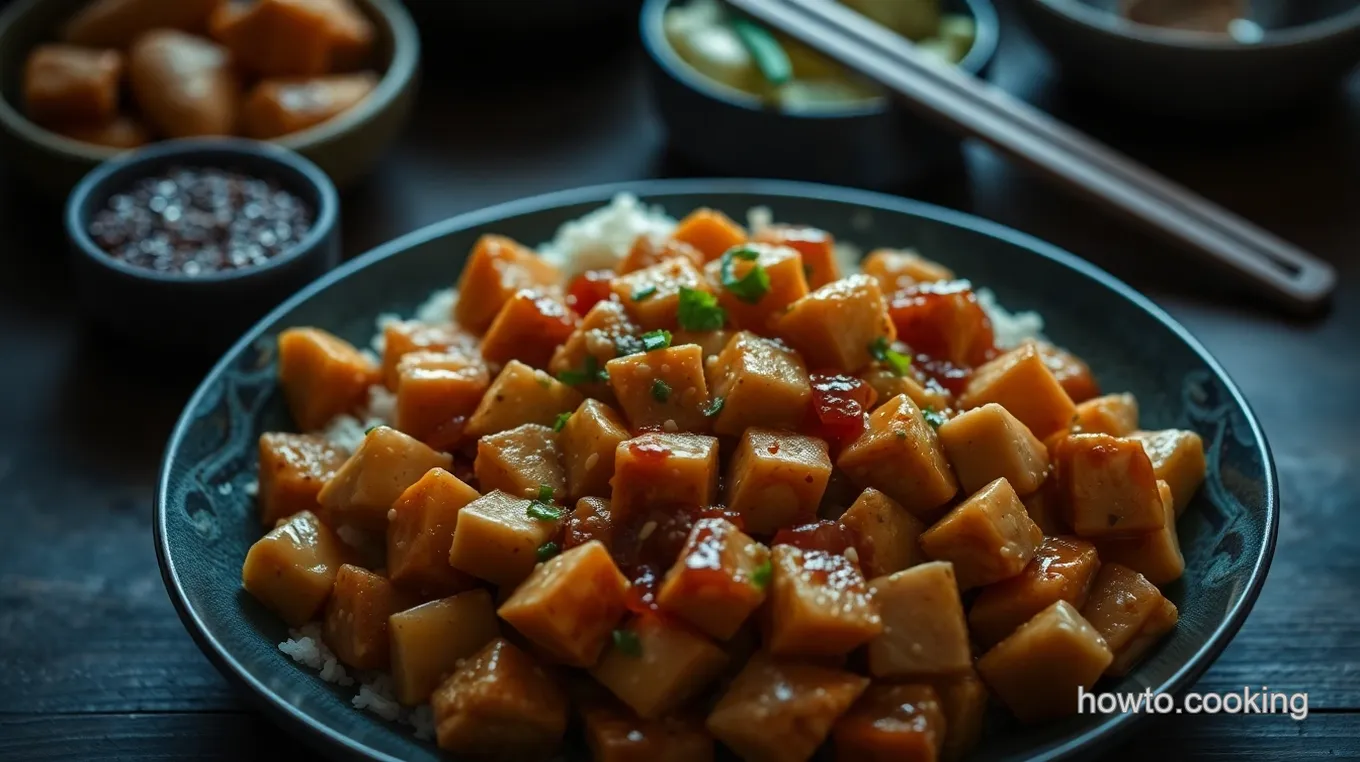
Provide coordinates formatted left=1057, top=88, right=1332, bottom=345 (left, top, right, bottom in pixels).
left=0, top=0, right=419, bottom=197
left=1015, top=0, right=1360, bottom=118
left=157, top=179, right=1276, bottom=762
left=641, top=0, right=999, bottom=190
left=66, top=138, right=340, bottom=349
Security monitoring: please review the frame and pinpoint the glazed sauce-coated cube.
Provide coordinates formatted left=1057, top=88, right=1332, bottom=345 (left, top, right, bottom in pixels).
left=316, top=426, right=453, bottom=532
left=474, top=424, right=564, bottom=500
left=976, top=600, right=1112, bottom=723
left=387, top=467, right=481, bottom=597
left=62, top=0, right=222, bottom=48
left=128, top=30, right=239, bottom=138
left=837, top=394, right=958, bottom=520
left=887, top=280, right=995, bottom=369
left=765, top=545, right=882, bottom=657
left=583, top=700, right=715, bottom=762
left=431, top=637, right=567, bottom=758
left=277, top=326, right=379, bottom=431
left=867, top=562, right=972, bottom=678
left=465, top=360, right=584, bottom=438
left=322, top=564, right=413, bottom=670
left=242, top=510, right=346, bottom=626
left=241, top=72, right=378, bottom=139
left=591, top=612, right=729, bottom=718
left=754, top=224, right=841, bottom=289
left=560, top=400, right=630, bottom=501
left=707, top=332, right=811, bottom=437
left=831, top=684, right=946, bottom=762
left=703, top=243, right=810, bottom=333
left=1081, top=562, right=1179, bottom=676
left=1129, top=429, right=1206, bottom=516
left=862, top=248, right=955, bottom=293
left=968, top=535, right=1101, bottom=648
left=619, top=234, right=704, bottom=274
left=219, top=0, right=335, bottom=77
left=448, top=490, right=559, bottom=587
left=23, top=45, right=122, bottom=126
left=937, top=403, right=1050, bottom=497
left=607, top=344, right=713, bottom=432
left=958, top=344, right=1076, bottom=440
left=656, top=518, right=769, bottom=640
left=610, top=433, right=719, bottom=524
left=610, top=258, right=712, bottom=331
left=1054, top=433, right=1164, bottom=537
left=725, top=428, right=831, bottom=535
left=497, top=540, right=631, bottom=667
left=393, top=349, right=490, bottom=443
left=837, top=488, right=925, bottom=579
left=481, top=290, right=579, bottom=370
left=777, top=274, right=895, bottom=373
left=454, top=235, right=562, bottom=334
left=390, top=589, right=500, bottom=705
left=256, top=432, right=346, bottom=526
left=670, top=208, right=747, bottom=261
left=919, top=477, right=1044, bottom=590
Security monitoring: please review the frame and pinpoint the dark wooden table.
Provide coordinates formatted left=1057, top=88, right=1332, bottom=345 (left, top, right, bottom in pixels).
left=3, top=3, right=1358, bottom=759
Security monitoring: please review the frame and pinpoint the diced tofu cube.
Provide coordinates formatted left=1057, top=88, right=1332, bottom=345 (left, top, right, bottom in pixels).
left=837, top=488, right=925, bottom=578
left=23, top=44, right=122, bottom=126
left=277, top=327, right=380, bottom=430
left=657, top=518, right=770, bottom=640
left=885, top=281, right=995, bottom=368
left=316, top=426, right=453, bottom=531
left=380, top=319, right=476, bottom=390
left=498, top=540, right=631, bottom=667
left=1026, top=340, right=1100, bottom=403
left=387, top=468, right=480, bottom=597
left=1054, top=433, right=1164, bottom=537
left=465, top=360, right=585, bottom=438
left=976, top=600, right=1112, bottom=722
left=242, top=510, right=346, bottom=626
left=1129, top=429, right=1206, bottom=515
left=860, top=365, right=951, bottom=413
left=549, top=298, right=641, bottom=403
left=1094, top=480, right=1184, bottom=585
left=867, top=562, right=971, bottom=678
left=1021, top=478, right=1068, bottom=536
left=928, top=671, right=988, bottom=762
left=726, top=429, right=832, bottom=535
left=919, top=478, right=1044, bottom=590
left=766, top=545, right=881, bottom=656
left=837, top=394, right=959, bottom=520
left=393, top=349, right=490, bottom=442
left=560, top=399, right=630, bottom=501
left=322, top=564, right=412, bottom=670
left=583, top=700, right=715, bottom=762
left=968, top=536, right=1101, bottom=648
left=257, top=432, right=346, bottom=526
left=958, top=344, right=1076, bottom=439
left=217, top=0, right=333, bottom=76
left=831, top=684, right=945, bottom=762
left=611, top=258, right=712, bottom=331
left=673, top=328, right=732, bottom=360
left=592, top=612, right=730, bottom=718
left=1072, top=393, right=1139, bottom=436
left=703, top=243, right=809, bottom=333
left=776, top=274, right=895, bottom=373
left=620, top=234, right=705, bottom=274
left=754, top=224, right=840, bottom=289
left=1081, top=563, right=1178, bottom=676
left=475, top=423, right=565, bottom=500
left=862, top=248, right=955, bottom=292
left=454, top=234, right=562, bottom=333
left=671, top=208, right=747, bottom=261
left=607, top=343, right=712, bottom=432
left=611, top=433, right=718, bottom=523
left=448, top=490, right=560, bottom=587
left=707, top=654, right=868, bottom=762
left=390, top=589, right=500, bottom=705
left=481, top=290, right=579, bottom=369
left=563, top=496, right=617, bottom=551
left=937, top=403, right=1050, bottom=497
left=706, top=331, right=811, bottom=436
left=431, top=637, right=567, bottom=756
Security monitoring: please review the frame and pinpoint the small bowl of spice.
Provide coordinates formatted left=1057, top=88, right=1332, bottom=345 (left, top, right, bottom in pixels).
left=66, top=138, right=340, bottom=348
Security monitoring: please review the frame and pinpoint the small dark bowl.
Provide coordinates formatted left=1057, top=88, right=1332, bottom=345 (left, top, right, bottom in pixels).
left=66, top=139, right=340, bottom=350
left=0, top=0, right=420, bottom=197
left=1015, top=0, right=1360, bottom=119
left=640, top=0, right=999, bottom=190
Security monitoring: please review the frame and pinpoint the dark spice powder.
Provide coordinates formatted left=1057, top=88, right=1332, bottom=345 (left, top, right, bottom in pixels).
left=88, top=166, right=314, bottom=277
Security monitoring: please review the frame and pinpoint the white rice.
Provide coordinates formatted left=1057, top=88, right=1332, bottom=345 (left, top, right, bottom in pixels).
left=538, top=193, right=677, bottom=275
left=278, top=624, right=434, bottom=740
left=976, top=287, right=1045, bottom=349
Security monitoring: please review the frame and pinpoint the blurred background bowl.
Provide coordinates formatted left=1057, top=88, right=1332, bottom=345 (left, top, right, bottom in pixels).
left=1015, top=0, right=1360, bottom=119
left=640, top=0, right=999, bottom=191
left=0, top=0, right=420, bottom=198
left=65, top=138, right=340, bottom=349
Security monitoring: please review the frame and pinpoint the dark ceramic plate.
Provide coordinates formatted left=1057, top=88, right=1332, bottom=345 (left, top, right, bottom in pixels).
left=156, top=179, right=1278, bottom=762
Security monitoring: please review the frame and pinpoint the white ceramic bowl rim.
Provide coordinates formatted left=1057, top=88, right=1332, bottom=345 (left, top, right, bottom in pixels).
left=1034, top=0, right=1360, bottom=50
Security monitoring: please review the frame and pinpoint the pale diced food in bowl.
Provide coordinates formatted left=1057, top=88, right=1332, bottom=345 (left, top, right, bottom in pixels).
left=663, top=0, right=977, bottom=111
left=241, top=196, right=1204, bottom=760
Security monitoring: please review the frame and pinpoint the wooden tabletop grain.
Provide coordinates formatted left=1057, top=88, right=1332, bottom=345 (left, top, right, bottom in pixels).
left=1, top=2, right=1358, bottom=759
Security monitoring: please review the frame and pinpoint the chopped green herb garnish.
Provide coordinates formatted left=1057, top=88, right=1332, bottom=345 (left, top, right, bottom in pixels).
left=632, top=285, right=657, bottom=302
left=703, top=396, right=725, bottom=418
left=651, top=378, right=672, bottom=403
left=641, top=329, right=673, bottom=352
left=537, top=484, right=554, bottom=503
left=559, top=355, right=609, bottom=385
left=923, top=406, right=949, bottom=429
left=869, top=336, right=912, bottom=376
left=612, top=628, right=643, bottom=657
left=895, top=430, right=908, bottom=439
left=720, top=246, right=771, bottom=304
left=731, top=19, right=793, bottom=87
left=536, top=541, right=560, bottom=562
left=526, top=501, right=563, bottom=521
left=677, top=286, right=726, bottom=331
left=750, top=558, right=773, bottom=590
left=364, top=425, right=377, bottom=435
left=553, top=412, right=572, bottom=432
